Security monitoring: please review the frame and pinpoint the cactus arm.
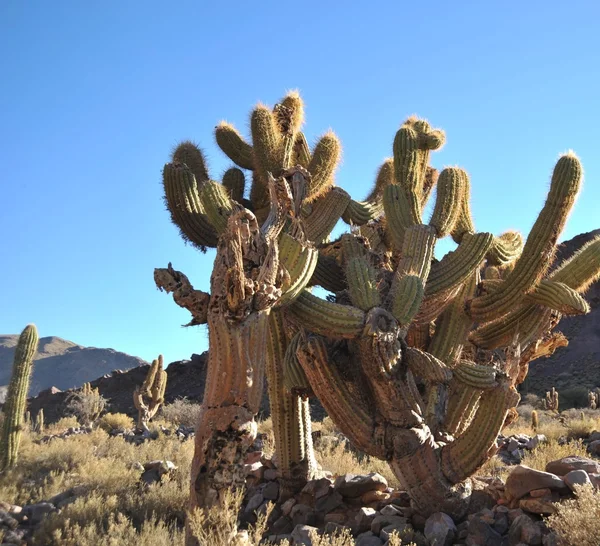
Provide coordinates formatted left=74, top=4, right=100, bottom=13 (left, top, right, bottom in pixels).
left=420, top=167, right=439, bottom=208
left=293, top=132, right=311, bottom=168
left=390, top=275, right=424, bottom=326
left=302, top=187, right=351, bottom=244
left=382, top=184, right=416, bottom=250
left=222, top=168, right=246, bottom=203
left=366, top=158, right=394, bottom=203
left=306, top=131, right=341, bottom=201
left=296, top=334, right=384, bottom=458
left=467, top=153, right=583, bottom=322
left=0, top=324, right=38, bottom=471
left=198, top=181, right=234, bottom=235
left=345, top=256, right=381, bottom=311
left=309, top=252, right=347, bottom=292
left=172, top=141, right=210, bottom=184
left=428, top=168, right=466, bottom=238
left=342, top=199, right=383, bottom=225
left=276, top=233, right=319, bottom=305
left=154, top=263, right=210, bottom=326
left=287, top=290, right=365, bottom=339
left=215, top=122, right=255, bottom=170
left=524, top=280, right=590, bottom=315
left=162, top=163, right=219, bottom=250
left=551, top=235, right=600, bottom=291
left=441, top=381, right=519, bottom=483
left=486, top=231, right=524, bottom=266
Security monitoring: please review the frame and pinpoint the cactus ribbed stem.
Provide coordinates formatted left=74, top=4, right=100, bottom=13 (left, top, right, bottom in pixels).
left=0, top=324, right=38, bottom=471
left=215, top=123, right=255, bottom=170
left=306, top=131, right=341, bottom=201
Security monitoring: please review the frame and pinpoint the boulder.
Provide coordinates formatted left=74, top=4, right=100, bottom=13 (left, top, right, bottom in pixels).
left=424, top=512, right=456, bottom=546
left=545, top=456, right=600, bottom=476
left=505, top=466, right=567, bottom=501
left=333, top=473, right=388, bottom=498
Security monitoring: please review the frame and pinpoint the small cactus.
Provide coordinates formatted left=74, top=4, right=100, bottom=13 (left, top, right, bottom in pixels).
left=0, top=324, right=38, bottom=472
left=133, top=356, right=167, bottom=433
left=544, top=387, right=560, bottom=412
left=588, top=390, right=598, bottom=410
left=35, top=409, right=44, bottom=434
left=531, top=410, right=539, bottom=431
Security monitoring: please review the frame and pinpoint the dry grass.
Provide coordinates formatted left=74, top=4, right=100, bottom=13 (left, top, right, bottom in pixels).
left=160, top=399, right=202, bottom=429
left=521, top=438, right=589, bottom=472
left=546, top=484, right=600, bottom=546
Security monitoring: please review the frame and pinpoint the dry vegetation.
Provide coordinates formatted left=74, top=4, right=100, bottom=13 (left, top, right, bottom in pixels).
left=1, top=400, right=600, bottom=545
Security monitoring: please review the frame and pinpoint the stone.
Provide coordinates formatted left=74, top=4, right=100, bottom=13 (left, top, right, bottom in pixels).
left=564, top=469, right=592, bottom=492
left=302, top=478, right=333, bottom=499
left=334, top=473, right=388, bottom=498
left=263, top=481, right=280, bottom=501
left=492, top=510, right=509, bottom=536
left=291, top=504, right=312, bottom=526
left=466, top=517, right=504, bottom=546
left=315, top=491, right=344, bottom=514
left=324, top=512, right=347, bottom=525
left=270, top=516, right=294, bottom=535
left=588, top=430, right=600, bottom=442
left=507, top=508, right=524, bottom=524
left=0, top=509, right=18, bottom=530
left=264, top=468, right=278, bottom=481
left=281, top=497, right=297, bottom=517
left=380, top=522, right=414, bottom=542
left=506, top=438, right=520, bottom=452
left=355, top=507, right=377, bottom=533
left=291, top=524, right=319, bottom=546
left=371, top=515, right=407, bottom=535
left=508, top=514, right=542, bottom=546
left=587, top=440, right=600, bottom=456
left=504, top=465, right=567, bottom=501
left=244, top=492, right=264, bottom=514
left=545, top=456, right=600, bottom=476
left=424, top=512, right=456, bottom=546
left=519, top=497, right=558, bottom=515
left=526, top=435, right=547, bottom=450
left=20, top=502, right=56, bottom=525
left=355, top=531, right=384, bottom=546
left=323, top=522, right=348, bottom=535
left=361, top=490, right=390, bottom=503
left=244, top=450, right=262, bottom=465
left=380, top=504, right=403, bottom=517
left=529, top=488, right=552, bottom=498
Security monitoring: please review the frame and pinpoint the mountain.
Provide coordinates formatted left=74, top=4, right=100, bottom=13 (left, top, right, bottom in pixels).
left=524, top=228, right=600, bottom=400
left=0, top=335, right=147, bottom=399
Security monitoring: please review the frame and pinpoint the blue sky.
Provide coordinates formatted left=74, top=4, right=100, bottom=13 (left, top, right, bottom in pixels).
left=1, top=1, right=599, bottom=368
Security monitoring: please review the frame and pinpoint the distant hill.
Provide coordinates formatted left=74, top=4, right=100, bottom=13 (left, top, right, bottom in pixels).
left=0, top=335, right=147, bottom=399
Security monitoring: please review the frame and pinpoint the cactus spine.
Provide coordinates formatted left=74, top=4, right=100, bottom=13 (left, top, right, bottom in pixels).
left=0, top=324, right=38, bottom=472
left=133, top=355, right=168, bottom=433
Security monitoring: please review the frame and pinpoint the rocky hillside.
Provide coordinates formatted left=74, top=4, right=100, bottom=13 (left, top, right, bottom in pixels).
left=0, top=335, right=147, bottom=399
left=524, top=228, right=600, bottom=399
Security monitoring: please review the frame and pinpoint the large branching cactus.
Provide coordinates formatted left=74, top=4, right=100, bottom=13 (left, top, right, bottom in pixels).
left=155, top=91, right=600, bottom=527
left=0, top=324, right=38, bottom=472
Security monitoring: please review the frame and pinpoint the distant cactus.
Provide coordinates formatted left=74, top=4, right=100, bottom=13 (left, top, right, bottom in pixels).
left=0, top=324, right=38, bottom=472
left=35, top=408, right=44, bottom=434
left=531, top=410, right=539, bottom=431
left=544, top=387, right=560, bottom=412
left=133, top=355, right=167, bottom=433
left=589, top=390, right=598, bottom=410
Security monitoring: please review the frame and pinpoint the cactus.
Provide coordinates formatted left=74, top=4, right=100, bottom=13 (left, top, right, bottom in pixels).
left=66, top=382, right=106, bottom=426
left=589, top=391, right=598, bottom=410
left=531, top=410, right=539, bottom=431
left=35, top=408, right=45, bottom=434
left=133, top=355, right=167, bottom=433
left=0, top=324, right=38, bottom=472
left=544, top=387, right=560, bottom=412
left=154, top=92, right=600, bottom=530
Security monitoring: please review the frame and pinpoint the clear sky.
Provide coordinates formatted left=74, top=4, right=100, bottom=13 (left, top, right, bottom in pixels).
left=1, top=1, right=599, bottom=368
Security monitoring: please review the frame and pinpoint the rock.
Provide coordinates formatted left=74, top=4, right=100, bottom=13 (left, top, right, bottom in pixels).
left=302, top=478, right=333, bottom=499
left=564, top=469, right=592, bottom=492
left=380, top=504, right=403, bottom=517
left=324, top=512, right=347, bottom=525
left=506, top=438, right=520, bottom=452
left=509, top=514, right=542, bottom=546
left=492, top=509, right=509, bottom=536
left=291, top=524, right=319, bottom=546
left=271, top=516, right=294, bottom=535
left=314, top=491, right=343, bottom=514
left=244, top=492, right=264, bottom=514
left=361, top=490, right=390, bottom=503
left=507, top=508, right=524, bottom=524
left=525, top=434, right=545, bottom=450
left=263, top=481, right=280, bottom=501
left=0, top=510, right=18, bottom=530
left=47, top=485, right=87, bottom=509
left=529, top=487, right=552, bottom=498
left=323, top=522, right=347, bottom=535
left=355, top=507, right=377, bottom=533
left=424, top=512, right=456, bottom=546
left=290, top=504, right=312, bottom=526
left=355, top=531, right=384, bottom=546
left=264, top=468, right=278, bottom=481
left=281, top=498, right=297, bottom=517
left=380, top=522, right=414, bottom=542
left=504, top=466, right=567, bottom=501
left=519, top=496, right=558, bottom=515
left=466, top=517, right=504, bottom=546
left=20, top=502, right=56, bottom=524
left=545, top=456, right=600, bottom=476
left=371, top=515, right=407, bottom=535
left=245, top=462, right=264, bottom=480
left=588, top=431, right=600, bottom=442
left=587, top=440, right=600, bottom=456
left=245, top=450, right=262, bottom=465
left=334, top=473, right=388, bottom=498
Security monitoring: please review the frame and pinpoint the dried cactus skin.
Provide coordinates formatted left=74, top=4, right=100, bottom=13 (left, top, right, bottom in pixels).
left=0, top=324, right=38, bottom=472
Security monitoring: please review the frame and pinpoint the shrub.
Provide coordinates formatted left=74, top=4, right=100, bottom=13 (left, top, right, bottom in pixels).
left=98, top=413, right=134, bottom=433
left=65, top=387, right=108, bottom=426
left=160, top=398, right=202, bottom=429
left=546, top=484, right=600, bottom=546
